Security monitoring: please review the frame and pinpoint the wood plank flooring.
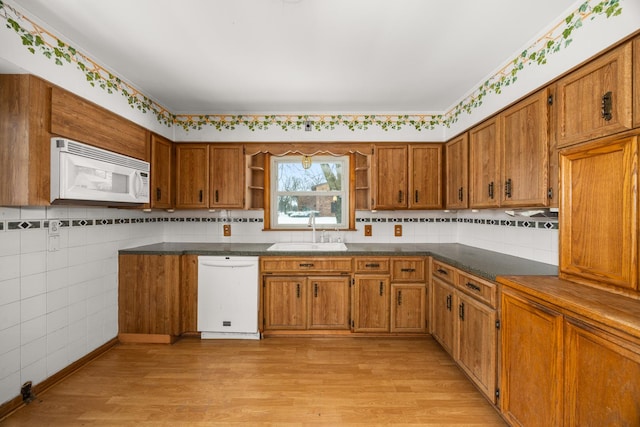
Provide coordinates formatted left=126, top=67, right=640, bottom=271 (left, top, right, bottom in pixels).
left=1, top=337, right=506, bottom=426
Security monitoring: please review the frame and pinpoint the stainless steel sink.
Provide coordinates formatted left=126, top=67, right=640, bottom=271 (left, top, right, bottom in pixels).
left=267, top=242, right=348, bottom=252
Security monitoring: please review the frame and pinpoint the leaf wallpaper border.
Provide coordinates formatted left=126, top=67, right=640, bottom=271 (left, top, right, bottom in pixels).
left=0, top=0, right=623, bottom=132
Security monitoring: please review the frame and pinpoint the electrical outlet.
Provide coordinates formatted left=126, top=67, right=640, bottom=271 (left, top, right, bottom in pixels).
left=223, top=224, right=231, bottom=236
left=364, top=224, right=372, bottom=236
left=394, top=224, right=403, bottom=237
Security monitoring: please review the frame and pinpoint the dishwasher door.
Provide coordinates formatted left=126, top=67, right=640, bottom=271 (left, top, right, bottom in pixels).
left=197, top=256, right=260, bottom=339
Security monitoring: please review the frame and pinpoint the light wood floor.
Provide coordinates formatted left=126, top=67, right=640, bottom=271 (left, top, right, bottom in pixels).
left=1, top=336, right=506, bottom=426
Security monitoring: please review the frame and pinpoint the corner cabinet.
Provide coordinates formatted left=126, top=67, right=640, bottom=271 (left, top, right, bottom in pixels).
left=445, top=133, right=469, bottom=209
left=555, top=41, right=633, bottom=147
left=498, top=275, right=640, bottom=427
left=430, top=259, right=498, bottom=404
left=559, top=134, right=638, bottom=293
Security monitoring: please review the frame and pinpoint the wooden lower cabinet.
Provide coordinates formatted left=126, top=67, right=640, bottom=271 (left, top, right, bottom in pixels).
left=118, top=254, right=182, bottom=343
left=353, top=275, right=390, bottom=332
left=456, top=292, right=497, bottom=401
left=564, top=319, right=640, bottom=426
left=500, top=289, right=563, bottom=427
left=263, top=276, right=350, bottom=331
left=430, top=277, right=455, bottom=354
left=390, top=283, right=426, bottom=333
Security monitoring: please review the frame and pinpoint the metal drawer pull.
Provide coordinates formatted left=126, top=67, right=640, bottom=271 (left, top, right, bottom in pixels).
left=601, top=91, right=612, bottom=121
left=379, top=281, right=384, bottom=296
left=459, top=302, right=465, bottom=320
left=314, top=283, right=318, bottom=297
left=296, top=283, right=301, bottom=298
left=400, top=268, right=416, bottom=273
left=365, top=263, right=380, bottom=268
left=466, top=282, right=481, bottom=292
left=397, top=290, right=402, bottom=306
left=299, top=263, right=314, bottom=267
left=446, top=294, right=452, bottom=311
left=437, top=268, right=448, bottom=275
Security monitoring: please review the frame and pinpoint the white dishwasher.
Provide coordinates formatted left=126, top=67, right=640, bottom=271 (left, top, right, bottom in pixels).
left=197, top=256, right=260, bottom=339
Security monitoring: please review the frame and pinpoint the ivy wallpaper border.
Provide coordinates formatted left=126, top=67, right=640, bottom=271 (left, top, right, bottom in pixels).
left=0, top=0, right=622, bottom=132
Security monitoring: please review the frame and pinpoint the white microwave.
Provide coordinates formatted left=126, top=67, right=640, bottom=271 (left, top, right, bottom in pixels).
left=50, top=138, right=150, bottom=205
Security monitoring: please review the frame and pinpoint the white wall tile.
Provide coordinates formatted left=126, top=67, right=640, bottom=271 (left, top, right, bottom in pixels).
left=21, top=273, right=46, bottom=299
left=20, top=336, right=46, bottom=369
left=20, top=294, right=46, bottom=323
left=0, top=325, right=20, bottom=355
left=0, top=207, right=21, bottom=220
left=0, top=348, right=20, bottom=380
left=0, top=255, right=20, bottom=282
left=21, top=357, right=47, bottom=386
left=47, top=248, right=69, bottom=271
left=47, top=346, right=69, bottom=377
left=20, top=229, right=46, bottom=254
left=0, top=372, right=20, bottom=407
left=21, top=315, right=46, bottom=345
left=0, top=301, right=20, bottom=331
left=20, top=251, right=47, bottom=276
left=46, top=308, right=68, bottom=333
left=0, top=278, right=20, bottom=306
left=46, top=288, right=68, bottom=314
left=46, top=326, right=68, bottom=354
left=19, top=207, right=46, bottom=220
left=0, top=232, right=20, bottom=257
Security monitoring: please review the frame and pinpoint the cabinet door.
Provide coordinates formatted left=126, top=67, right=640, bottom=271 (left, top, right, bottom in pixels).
left=209, top=144, right=245, bottom=209
left=150, top=133, right=174, bottom=209
left=181, top=254, right=198, bottom=333
left=500, top=290, right=563, bottom=427
left=445, top=133, right=469, bottom=209
left=308, top=276, right=351, bottom=330
left=263, top=277, right=307, bottom=330
left=390, top=283, right=426, bottom=333
left=353, top=275, right=390, bottom=332
left=501, top=89, right=550, bottom=207
left=556, top=42, right=633, bottom=147
left=408, top=144, right=443, bottom=209
left=634, top=36, right=640, bottom=129
left=559, top=135, right=638, bottom=292
left=469, top=118, right=500, bottom=208
left=456, top=293, right=497, bottom=403
left=430, top=277, right=455, bottom=355
left=564, top=319, right=640, bottom=426
left=374, top=145, right=408, bottom=209
left=175, top=144, right=209, bottom=208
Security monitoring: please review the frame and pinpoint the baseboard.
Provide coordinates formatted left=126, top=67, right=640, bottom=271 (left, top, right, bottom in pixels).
left=0, top=337, right=119, bottom=422
left=117, top=333, right=178, bottom=344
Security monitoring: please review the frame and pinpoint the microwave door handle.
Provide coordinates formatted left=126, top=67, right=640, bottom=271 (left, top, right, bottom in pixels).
left=133, top=172, right=143, bottom=197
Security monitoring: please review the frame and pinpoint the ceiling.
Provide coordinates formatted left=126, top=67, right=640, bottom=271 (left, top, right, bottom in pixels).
left=9, top=0, right=578, bottom=115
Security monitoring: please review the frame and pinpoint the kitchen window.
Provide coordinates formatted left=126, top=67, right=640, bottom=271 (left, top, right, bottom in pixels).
left=270, top=155, right=350, bottom=229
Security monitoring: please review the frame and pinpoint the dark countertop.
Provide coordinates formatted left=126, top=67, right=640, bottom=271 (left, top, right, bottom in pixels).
left=120, top=242, right=558, bottom=281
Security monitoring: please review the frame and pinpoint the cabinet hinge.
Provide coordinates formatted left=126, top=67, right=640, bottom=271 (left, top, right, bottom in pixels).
left=495, top=319, right=501, bottom=329
left=495, top=388, right=500, bottom=399
left=371, top=147, right=375, bottom=155
left=351, top=319, right=355, bottom=328
left=547, top=187, right=553, bottom=200
left=351, top=278, right=355, bottom=286
left=547, top=94, right=553, bottom=105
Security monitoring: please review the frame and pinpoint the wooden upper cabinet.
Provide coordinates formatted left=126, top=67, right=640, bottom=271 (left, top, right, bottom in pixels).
left=50, top=87, right=149, bottom=161
left=175, top=143, right=209, bottom=209
left=209, top=144, right=245, bottom=209
left=555, top=41, right=633, bottom=147
left=500, top=89, right=550, bottom=207
left=373, top=145, right=408, bottom=209
left=445, top=133, right=469, bottom=209
left=408, top=144, right=443, bottom=209
left=0, top=74, right=52, bottom=206
left=634, top=36, right=640, bottom=129
left=559, top=135, right=638, bottom=293
left=150, top=133, right=174, bottom=209
left=469, top=118, right=500, bottom=208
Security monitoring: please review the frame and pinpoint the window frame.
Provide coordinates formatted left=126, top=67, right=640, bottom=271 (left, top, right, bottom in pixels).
left=269, top=154, right=351, bottom=230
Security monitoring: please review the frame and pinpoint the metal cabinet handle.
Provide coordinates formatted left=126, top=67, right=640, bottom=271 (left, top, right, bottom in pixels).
left=397, top=290, right=402, bottom=306
left=459, top=302, right=465, bottom=320
left=296, top=283, right=301, bottom=298
left=400, top=268, right=416, bottom=273
left=365, top=263, right=380, bottom=268
left=215, top=189, right=219, bottom=203
left=601, top=91, right=612, bottom=121
left=437, top=268, right=448, bottom=275
left=199, top=190, right=203, bottom=202
left=156, top=188, right=161, bottom=201
left=446, top=294, right=452, bottom=311
left=458, top=187, right=463, bottom=201
left=398, top=190, right=403, bottom=203
left=314, top=283, right=318, bottom=297
left=379, top=281, right=384, bottom=296
left=414, top=190, right=419, bottom=203
left=488, top=182, right=494, bottom=199
left=504, top=179, right=512, bottom=198
left=299, top=263, right=314, bottom=267
left=466, top=282, right=481, bottom=292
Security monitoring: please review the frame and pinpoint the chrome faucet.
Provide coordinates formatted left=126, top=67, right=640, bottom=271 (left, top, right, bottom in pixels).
left=308, top=211, right=316, bottom=243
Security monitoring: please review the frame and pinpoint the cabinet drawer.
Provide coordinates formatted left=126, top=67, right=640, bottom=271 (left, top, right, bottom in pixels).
left=261, top=257, right=352, bottom=273
left=354, top=257, right=390, bottom=273
left=391, top=257, right=425, bottom=282
left=457, top=272, right=497, bottom=308
left=432, top=260, right=456, bottom=284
